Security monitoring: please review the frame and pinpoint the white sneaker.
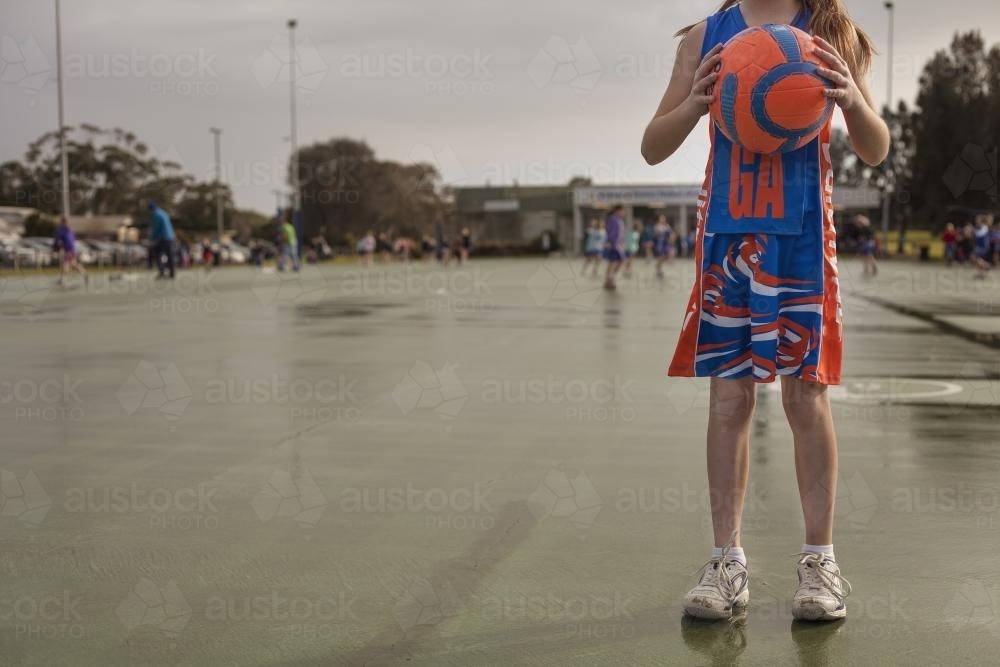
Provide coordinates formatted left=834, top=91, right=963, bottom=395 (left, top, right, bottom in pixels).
left=683, top=546, right=750, bottom=620
left=792, top=553, right=852, bottom=621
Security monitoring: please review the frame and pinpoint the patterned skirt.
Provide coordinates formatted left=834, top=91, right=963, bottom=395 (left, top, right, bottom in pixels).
left=668, top=219, right=843, bottom=385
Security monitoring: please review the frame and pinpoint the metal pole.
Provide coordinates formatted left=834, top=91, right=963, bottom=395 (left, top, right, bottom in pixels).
left=55, top=0, right=71, bottom=218
left=883, top=2, right=895, bottom=252
left=287, top=19, right=300, bottom=253
left=210, top=127, right=223, bottom=240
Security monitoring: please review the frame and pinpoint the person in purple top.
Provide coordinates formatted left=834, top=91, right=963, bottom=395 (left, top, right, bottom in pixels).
left=52, top=216, right=87, bottom=285
left=603, top=205, right=626, bottom=289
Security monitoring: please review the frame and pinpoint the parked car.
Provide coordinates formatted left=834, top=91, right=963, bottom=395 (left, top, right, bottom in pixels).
left=249, top=239, right=277, bottom=265
left=0, top=239, right=36, bottom=267
left=114, top=242, right=148, bottom=265
left=18, top=238, right=54, bottom=267
left=74, top=243, right=96, bottom=265
left=223, top=243, right=249, bottom=264
left=81, top=240, right=116, bottom=266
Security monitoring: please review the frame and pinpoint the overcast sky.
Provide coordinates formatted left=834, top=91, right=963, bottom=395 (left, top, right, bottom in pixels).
left=2, top=0, right=998, bottom=213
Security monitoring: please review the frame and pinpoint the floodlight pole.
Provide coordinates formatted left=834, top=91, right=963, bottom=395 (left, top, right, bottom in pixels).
left=210, top=127, right=224, bottom=240
left=287, top=19, right=301, bottom=253
left=55, top=0, right=71, bottom=218
left=883, top=1, right=895, bottom=252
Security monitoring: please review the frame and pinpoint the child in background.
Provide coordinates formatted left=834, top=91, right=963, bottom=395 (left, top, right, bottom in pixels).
left=603, top=205, right=627, bottom=290
left=582, top=219, right=605, bottom=277
left=941, top=223, right=958, bottom=266
left=652, top=215, right=672, bottom=280
left=623, top=222, right=641, bottom=278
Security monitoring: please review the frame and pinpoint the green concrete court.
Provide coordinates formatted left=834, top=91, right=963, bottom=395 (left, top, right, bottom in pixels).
left=2, top=258, right=998, bottom=665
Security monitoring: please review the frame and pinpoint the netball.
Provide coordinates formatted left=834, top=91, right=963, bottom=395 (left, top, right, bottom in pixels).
left=710, top=23, right=836, bottom=154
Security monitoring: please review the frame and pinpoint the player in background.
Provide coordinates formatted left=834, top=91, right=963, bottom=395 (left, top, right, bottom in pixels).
left=582, top=219, right=605, bottom=277
left=603, top=205, right=627, bottom=290
left=52, top=216, right=87, bottom=286
left=855, top=215, right=878, bottom=277
left=653, top=215, right=673, bottom=280
left=623, top=222, right=642, bottom=278
left=972, top=213, right=992, bottom=279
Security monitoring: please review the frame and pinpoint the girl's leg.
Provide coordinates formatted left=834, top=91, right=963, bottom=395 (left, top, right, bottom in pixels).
left=707, top=377, right=756, bottom=547
left=781, top=377, right=837, bottom=545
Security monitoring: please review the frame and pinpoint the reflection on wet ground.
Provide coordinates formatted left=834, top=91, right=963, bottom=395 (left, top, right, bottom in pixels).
left=2, top=259, right=997, bottom=665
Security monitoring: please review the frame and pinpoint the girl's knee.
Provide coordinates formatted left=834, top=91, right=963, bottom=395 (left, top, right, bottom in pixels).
left=710, top=379, right=757, bottom=424
left=781, top=379, right=830, bottom=427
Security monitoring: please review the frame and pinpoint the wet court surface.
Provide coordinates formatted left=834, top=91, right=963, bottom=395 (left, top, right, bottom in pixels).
left=2, top=258, right=998, bottom=665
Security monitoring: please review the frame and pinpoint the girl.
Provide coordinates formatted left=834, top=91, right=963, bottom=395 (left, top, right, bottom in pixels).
left=652, top=214, right=674, bottom=280
left=941, top=222, right=958, bottom=266
left=623, top=222, right=642, bottom=278
left=582, top=219, right=606, bottom=277
left=603, top=205, right=627, bottom=289
left=641, top=0, right=888, bottom=621
left=854, top=214, right=878, bottom=277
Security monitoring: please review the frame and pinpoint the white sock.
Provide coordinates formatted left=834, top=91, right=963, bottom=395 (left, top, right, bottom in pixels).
left=802, top=544, right=835, bottom=561
left=712, top=546, right=746, bottom=566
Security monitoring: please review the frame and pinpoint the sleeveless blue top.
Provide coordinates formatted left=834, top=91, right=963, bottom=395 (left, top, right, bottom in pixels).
left=701, top=4, right=827, bottom=236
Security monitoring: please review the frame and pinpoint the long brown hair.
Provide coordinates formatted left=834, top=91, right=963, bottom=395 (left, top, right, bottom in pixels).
left=676, top=1, right=875, bottom=76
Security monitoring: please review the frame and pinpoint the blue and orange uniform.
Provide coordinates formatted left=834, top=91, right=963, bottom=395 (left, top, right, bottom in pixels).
left=668, top=4, right=843, bottom=385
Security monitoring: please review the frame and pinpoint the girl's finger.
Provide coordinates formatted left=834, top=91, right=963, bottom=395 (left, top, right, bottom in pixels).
left=813, top=46, right=838, bottom=63
left=813, top=35, right=838, bottom=55
left=696, top=72, right=720, bottom=93
left=817, top=68, right=847, bottom=86
left=824, top=88, right=847, bottom=98
left=814, top=37, right=849, bottom=69
left=815, top=49, right=850, bottom=75
left=696, top=54, right=722, bottom=77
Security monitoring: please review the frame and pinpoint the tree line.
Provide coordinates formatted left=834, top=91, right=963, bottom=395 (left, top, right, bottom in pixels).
left=832, top=31, right=998, bottom=230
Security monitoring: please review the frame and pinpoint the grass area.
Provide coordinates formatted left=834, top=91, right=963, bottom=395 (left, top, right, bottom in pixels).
left=884, top=230, right=945, bottom=258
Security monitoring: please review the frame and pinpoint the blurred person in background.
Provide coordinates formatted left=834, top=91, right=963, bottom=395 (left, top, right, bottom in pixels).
left=972, top=214, right=992, bottom=279
left=395, top=237, right=413, bottom=263
left=653, top=214, right=673, bottom=280
left=277, top=218, right=300, bottom=272
left=359, top=230, right=376, bottom=267
left=377, top=232, right=393, bottom=263
left=941, top=222, right=959, bottom=266
left=641, top=220, right=655, bottom=261
left=623, top=221, right=641, bottom=278
left=148, top=201, right=176, bottom=280
left=582, top=218, right=605, bottom=277
left=458, top=227, right=472, bottom=264
left=52, top=216, right=87, bottom=286
left=959, top=222, right=974, bottom=264
left=855, top=215, right=877, bottom=277
left=603, top=205, right=626, bottom=290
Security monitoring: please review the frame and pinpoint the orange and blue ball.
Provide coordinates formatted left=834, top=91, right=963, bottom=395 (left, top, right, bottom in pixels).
left=709, top=24, right=835, bottom=155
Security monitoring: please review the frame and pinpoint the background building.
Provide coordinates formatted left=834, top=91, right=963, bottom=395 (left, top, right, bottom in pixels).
left=455, top=183, right=882, bottom=252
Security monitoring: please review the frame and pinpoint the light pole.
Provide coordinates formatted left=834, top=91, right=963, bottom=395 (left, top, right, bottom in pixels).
left=883, top=1, right=895, bottom=252
left=271, top=189, right=285, bottom=217
left=287, top=19, right=300, bottom=253
left=55, top=0, right=70, bottom=219
left=209, top=127, right=224, bottom=241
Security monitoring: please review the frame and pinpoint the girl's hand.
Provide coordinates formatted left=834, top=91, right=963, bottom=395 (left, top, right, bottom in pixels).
left=687, top=44, right=723, bottom=115
left=813, top=36, right=861, bottom=111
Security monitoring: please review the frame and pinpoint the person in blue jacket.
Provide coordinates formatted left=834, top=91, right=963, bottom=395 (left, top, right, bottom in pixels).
left=148, top=201, right=176, bottom=279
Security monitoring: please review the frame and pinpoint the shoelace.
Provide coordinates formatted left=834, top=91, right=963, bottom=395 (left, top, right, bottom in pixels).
left=795, top=553, right=853, bottom=599
left=694, top=534, right=745, bottom=601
